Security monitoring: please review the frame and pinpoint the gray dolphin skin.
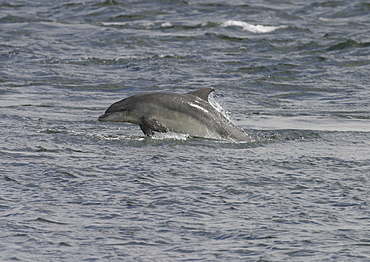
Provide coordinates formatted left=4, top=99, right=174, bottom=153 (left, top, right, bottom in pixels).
left=98, top=88, right=250, bottom=141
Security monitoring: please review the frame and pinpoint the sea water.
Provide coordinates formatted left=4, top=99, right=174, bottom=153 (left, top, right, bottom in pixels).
left=1, top=0, right=370, bottom=261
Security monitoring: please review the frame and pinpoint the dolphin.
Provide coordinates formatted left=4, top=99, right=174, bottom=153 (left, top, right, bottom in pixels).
left=98, top=88, right=250, bottom=141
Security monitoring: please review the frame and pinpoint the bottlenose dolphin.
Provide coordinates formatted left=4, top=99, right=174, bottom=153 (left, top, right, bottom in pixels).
left=98, top=88, right=250, bottom=141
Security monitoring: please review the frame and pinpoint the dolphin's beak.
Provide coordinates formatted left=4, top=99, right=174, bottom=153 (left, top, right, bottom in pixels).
left=98, top=111, right=126, bottom=122
left=98, top=113, right=111, bottom=121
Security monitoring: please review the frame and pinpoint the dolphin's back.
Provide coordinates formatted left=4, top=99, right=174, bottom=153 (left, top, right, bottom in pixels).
left=132, top=91, right=248, bottom=141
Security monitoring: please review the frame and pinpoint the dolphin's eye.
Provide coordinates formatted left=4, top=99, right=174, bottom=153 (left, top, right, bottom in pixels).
left=120, top=107, right=127, bottom=112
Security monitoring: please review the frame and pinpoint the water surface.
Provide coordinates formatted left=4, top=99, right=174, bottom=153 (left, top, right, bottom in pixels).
left=1, top=0, right=370, bottom=261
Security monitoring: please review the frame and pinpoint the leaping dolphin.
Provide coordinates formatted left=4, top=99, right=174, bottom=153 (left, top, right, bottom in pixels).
left=98, top=88, right=250, bottom=141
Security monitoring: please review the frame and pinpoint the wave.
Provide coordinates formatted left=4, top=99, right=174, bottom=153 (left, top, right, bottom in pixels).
left=221, top=20, right=286, bottom=33
left=100, top=20, right=286, bottom=34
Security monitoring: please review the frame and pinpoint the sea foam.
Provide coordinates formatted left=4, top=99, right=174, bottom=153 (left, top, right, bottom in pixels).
left=222, top=20, right=286, bottom=33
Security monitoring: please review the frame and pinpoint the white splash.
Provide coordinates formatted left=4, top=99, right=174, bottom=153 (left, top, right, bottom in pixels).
left=152, top=132, right=189, bottom=141
left=222, top=20, right=286, bottom=33
left=208, top=93, right=231, bottom=121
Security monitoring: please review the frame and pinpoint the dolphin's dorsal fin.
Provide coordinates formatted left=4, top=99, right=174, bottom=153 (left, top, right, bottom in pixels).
left=188, top=88, right=214, bottom=102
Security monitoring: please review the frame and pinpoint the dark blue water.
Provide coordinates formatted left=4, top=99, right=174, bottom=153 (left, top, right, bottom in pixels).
left=1, top=1, right=370, bottom=261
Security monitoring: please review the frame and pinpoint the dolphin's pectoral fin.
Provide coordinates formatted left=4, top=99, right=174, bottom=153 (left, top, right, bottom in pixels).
left=140, top=117, right=168, bottom=134
left=140, top=124, right=155, bottom=136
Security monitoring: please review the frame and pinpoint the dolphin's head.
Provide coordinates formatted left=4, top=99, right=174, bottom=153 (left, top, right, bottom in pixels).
left=98, top=98, right=130, bottom=122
